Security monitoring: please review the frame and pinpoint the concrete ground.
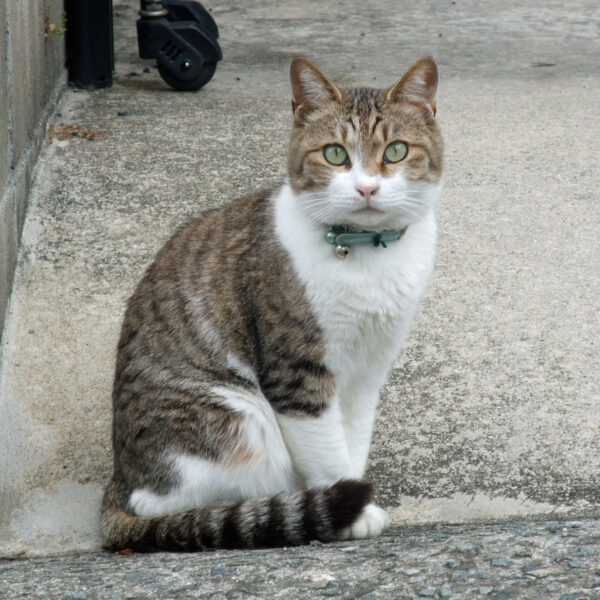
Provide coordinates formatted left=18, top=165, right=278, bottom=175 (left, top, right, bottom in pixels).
left=0, top=0, right=599, bottom=576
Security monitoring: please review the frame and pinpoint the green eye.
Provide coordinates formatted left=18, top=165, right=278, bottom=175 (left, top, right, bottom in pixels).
left=323, top=144, right=349, bottom=166
left=383, top=141, right=408, bottom=163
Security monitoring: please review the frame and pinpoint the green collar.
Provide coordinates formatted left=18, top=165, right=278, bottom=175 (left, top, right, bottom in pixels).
left=325, top=225, right=407, bottom=258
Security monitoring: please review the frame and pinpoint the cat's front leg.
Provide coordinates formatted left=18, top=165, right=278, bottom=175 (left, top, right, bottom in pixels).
left=276, top=398, right=352, bottom=488
left=276, top=398, right=390, bottom=540
left=342, top=388, right=380, bottom=479
left=337, top=504, right=391, bottom=540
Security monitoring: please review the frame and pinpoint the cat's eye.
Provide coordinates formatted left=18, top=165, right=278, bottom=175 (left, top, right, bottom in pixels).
left=383, top=141, right=408, bottom=163
left=323, top=144, right=349, bottom=166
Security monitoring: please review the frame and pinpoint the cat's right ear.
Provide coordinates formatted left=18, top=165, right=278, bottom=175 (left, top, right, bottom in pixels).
left=290, top=58, right=343, bottom=122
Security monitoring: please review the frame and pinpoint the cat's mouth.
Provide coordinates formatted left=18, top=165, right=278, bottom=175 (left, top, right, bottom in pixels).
left=351, top=195, right=387, bottom=214
left=345, top=204, right=395, bottom=229
left=352, top=206, right=384, bottom=214
left=350, top=203, right=387, bottom=220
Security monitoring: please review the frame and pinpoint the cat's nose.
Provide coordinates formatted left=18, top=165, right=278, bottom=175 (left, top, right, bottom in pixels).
left=355, top=182, right=379, bottom=200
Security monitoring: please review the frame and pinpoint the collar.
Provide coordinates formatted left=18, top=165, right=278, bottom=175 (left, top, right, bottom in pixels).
left=325, top=225, right=407, bottom=259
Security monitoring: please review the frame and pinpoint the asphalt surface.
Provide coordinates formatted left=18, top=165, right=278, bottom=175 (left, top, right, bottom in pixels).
left=3, top=518, right=600, bottom=599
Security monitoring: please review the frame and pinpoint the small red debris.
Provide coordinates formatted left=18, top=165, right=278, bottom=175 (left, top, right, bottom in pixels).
left=47, top=122, right=108, bottom=144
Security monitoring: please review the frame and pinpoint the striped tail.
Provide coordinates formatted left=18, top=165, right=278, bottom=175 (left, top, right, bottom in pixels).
left=101, top=480, right=372, bottom=552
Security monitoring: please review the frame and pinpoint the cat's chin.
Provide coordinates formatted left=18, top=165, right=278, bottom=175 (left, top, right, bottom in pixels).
left=342, top=209, right=404, bottom=231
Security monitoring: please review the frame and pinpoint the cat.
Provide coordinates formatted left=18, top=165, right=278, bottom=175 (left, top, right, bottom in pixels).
left=101, top=56, right=443, bottom=551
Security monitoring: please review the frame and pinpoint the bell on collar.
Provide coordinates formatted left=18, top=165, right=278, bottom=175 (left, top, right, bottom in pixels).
left=335, top=244, right=350, bottom=259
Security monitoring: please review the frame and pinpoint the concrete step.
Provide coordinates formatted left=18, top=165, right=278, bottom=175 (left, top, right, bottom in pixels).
left=1, top=0, right=599, bottom=557
left=3, top=517, right=600, bottom=597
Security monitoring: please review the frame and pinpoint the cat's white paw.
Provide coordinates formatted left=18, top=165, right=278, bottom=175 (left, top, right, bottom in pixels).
left=337, top=503, right=390, bottom=540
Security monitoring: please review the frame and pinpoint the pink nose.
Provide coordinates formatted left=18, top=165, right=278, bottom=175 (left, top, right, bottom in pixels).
left=355, top=182, right=379, bottom=200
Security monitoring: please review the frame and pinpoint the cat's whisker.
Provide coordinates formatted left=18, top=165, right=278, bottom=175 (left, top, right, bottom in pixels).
left=301, top=202, right=329, bottom=216
left=298, top=197, right=334, bottom=208
left=299, top=198, right=331, bottom=208
left=301, top=196, right=330, bottom=205
left=310, top=209, right=339, bottom=224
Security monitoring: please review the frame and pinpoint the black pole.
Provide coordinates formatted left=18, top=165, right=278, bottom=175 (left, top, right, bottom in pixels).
left=65, top=0, right=114, bottom=89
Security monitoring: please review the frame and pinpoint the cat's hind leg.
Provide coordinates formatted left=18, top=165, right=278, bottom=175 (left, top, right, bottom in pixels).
left=106, top=384, right=373, bottom=550
left=129, top=384, right=297, bottom=518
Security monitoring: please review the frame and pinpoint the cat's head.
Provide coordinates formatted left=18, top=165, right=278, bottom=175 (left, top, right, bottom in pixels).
left=288, top=57, right=443, bottom=230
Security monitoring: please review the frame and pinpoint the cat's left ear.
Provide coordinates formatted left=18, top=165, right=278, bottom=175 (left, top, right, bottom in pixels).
left=290, top=57, right=343, bottom=121
left=385, top=57, right=438, bottom=120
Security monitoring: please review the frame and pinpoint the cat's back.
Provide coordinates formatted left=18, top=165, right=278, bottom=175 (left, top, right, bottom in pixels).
left=140, top=189, right=272, bottom=287
left=114, top=190, right=277, bottom=382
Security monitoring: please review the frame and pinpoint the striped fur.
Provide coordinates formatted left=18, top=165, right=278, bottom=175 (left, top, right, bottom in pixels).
left=102, top=480, right=371, bottom=551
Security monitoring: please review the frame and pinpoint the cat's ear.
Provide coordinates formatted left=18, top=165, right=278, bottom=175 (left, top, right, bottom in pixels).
left=290, top=58, right=343, bottom=121
left=385, top=57, right=438, bottom=119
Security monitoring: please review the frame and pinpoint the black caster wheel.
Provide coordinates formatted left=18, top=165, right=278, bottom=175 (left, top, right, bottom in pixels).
left=157, top=61, right=216, bottom=91
left=137, top=1, right=222, bottom=92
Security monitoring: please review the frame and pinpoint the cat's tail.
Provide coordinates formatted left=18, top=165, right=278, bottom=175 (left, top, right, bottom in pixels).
left=101, top=479, right=372, bottom=552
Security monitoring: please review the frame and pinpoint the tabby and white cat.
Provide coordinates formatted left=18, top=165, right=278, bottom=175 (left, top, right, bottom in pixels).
left=101, top=56, right=443, bottom=551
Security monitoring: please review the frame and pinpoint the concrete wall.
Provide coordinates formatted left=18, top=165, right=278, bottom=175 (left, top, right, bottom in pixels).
left=0, top=0, right=66, bottom=341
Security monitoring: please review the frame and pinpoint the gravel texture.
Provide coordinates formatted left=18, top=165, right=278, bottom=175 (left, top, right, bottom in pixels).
left=3, top=518, right=600, bottom=599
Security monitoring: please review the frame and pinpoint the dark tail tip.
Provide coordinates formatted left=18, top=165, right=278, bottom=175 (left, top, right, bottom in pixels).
left=325, top=479, right=373, bottom=531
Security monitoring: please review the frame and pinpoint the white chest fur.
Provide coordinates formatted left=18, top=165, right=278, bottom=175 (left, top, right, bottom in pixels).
left=274, top=183, right=437, bottom=396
